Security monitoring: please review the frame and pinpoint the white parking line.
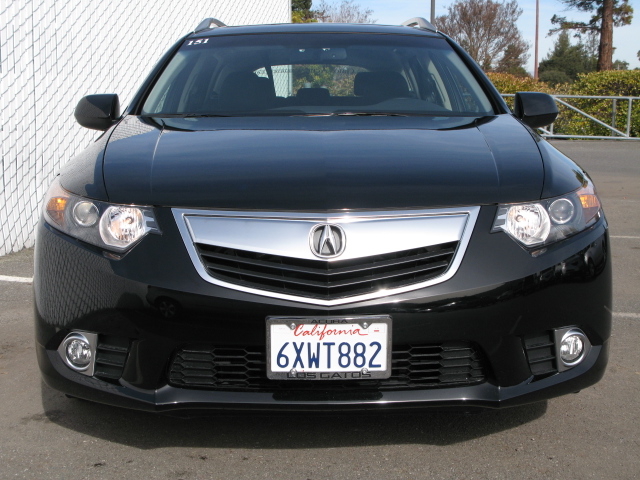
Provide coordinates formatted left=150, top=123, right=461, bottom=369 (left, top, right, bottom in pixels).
left=0, top=275, right=33, bottom=284
left=611, top=236, right=640, bottom=239
left=613, top=312, right=640, bottom=319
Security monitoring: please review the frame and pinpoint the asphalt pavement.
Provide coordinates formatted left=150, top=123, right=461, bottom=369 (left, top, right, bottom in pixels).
left=0, top=140, right=638, bottom=480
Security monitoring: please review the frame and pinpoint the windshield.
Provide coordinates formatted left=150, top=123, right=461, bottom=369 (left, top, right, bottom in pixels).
left=142, top=33, right=494, bottom=117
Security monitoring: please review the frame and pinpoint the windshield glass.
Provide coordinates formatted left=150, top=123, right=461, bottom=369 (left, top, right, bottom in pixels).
left=142, top=33, right=494, bottom=117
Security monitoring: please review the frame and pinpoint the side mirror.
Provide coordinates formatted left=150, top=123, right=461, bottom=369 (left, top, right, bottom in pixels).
left=74, top=94, right=120, bottom=130
left=514, top=92, right=558, bottom=129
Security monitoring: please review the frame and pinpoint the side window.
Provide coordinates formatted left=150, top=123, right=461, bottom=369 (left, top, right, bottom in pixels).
left=413, top=55, right=451, bottom=110
left=255, top=65, right=366, bottom=98
left=291, top=65, right=365, bottom=96
left=254, top=66, right=293, bottom=97
left=144, top=52, right=191, bottom=113
left=441, top=51, right=493, bottom=114
left=445, top=66, right=485, bottom=113
left=176, top=54, right=218, bottom=112
left=144, top=52, right=220, bottom=114
left=425, top=61, right=452, bottom=110
left=254, top=67, right=268, bottom=78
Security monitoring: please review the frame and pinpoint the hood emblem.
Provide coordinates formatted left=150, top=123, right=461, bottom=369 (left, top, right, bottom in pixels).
left=309, top=224, right=346, bottom=259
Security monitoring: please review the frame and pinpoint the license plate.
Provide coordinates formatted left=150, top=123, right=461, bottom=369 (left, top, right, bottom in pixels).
left=266, top=316, right=392, bottom=380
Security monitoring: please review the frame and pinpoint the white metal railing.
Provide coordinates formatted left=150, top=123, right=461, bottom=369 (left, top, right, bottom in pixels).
left=501, top=94, right=639, bottom=140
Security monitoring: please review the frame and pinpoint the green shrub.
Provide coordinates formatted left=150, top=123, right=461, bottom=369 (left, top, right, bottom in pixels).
left=486, top=73, right=557, bottom=109
left=486, top=73, right=555, bottom=94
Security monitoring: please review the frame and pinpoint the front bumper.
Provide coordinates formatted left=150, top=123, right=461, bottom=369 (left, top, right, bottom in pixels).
left=34, top=206, right=612, bottom=412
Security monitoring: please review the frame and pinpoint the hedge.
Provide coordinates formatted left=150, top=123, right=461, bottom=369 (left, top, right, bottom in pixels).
left=486, top=71, right=640, bottom=137
left=562, top=71, right=640, bottom=137
left=486, top=73, right=557, bottom=95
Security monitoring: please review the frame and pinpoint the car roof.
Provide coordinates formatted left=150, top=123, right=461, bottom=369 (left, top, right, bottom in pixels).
left=189, top=22, right=442, bottom=39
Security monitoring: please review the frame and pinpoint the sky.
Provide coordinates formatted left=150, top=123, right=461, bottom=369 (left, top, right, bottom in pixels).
left=352, top=0, right=640, bottom=74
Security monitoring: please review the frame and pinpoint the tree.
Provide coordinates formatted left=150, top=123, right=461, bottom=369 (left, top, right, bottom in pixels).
left=496, top=44, right=530, bottom=76
left=550, top=0, right=633, bottom=71
left=539, top=30, right=597, bottom=84
left=435, top=0, right=529, bottom=73
left=314, top=0, right=375, bottom=23
left=292, top=0, right=316, bottom=23
left=613, top=59, right=629, bottom=69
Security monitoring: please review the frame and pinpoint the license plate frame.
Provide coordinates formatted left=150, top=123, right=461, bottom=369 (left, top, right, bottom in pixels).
left=266, top=315, right=392, bottom=380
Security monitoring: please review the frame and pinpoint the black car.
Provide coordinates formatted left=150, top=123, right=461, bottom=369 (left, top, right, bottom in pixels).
left=35, top=18, right=611, bottom=413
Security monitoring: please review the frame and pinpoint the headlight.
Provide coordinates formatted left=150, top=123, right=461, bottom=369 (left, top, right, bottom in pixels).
left=492, top=177, right=601, bottom=249
left=504, top=203, right=550, bottom=246
left=43, top=177, right=160, bottom=252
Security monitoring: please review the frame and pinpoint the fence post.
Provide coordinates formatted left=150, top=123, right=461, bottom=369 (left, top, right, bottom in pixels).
left=611, top=99, right=617, bottom=137
left=627, top=98, right=633, bottom=137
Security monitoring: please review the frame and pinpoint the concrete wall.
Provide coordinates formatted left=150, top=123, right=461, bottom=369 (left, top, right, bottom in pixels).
left=0, top=0, right=291, bottom=256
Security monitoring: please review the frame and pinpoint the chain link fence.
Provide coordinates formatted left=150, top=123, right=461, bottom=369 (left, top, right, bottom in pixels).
left=0, top=0, right=290, bottom=256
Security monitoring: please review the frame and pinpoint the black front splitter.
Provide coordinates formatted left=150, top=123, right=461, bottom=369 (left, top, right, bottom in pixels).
left=37, top=340, right=608, bottom=415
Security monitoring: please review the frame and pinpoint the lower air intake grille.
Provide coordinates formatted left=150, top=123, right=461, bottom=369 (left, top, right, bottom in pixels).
left=194, top=242, right=458, bottom=300
left=94, top=335, right=129, bottom=381
left=523, top=332, right=558, bottom=377
left=168, top=342, right=486, bottom=392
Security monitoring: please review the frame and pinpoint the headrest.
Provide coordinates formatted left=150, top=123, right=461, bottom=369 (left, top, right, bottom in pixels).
left=354, top=71, right=410, bottom=99
left=296, top=87, right=331, bottom=103
left=218, top=72, right=275, bottom=110
left=220, top=72, right=273, bottom=97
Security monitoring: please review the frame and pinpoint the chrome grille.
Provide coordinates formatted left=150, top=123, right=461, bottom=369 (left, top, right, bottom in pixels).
left=173, top=207, right=480, bottom=305
left=195, top=242, right=458, bottom=299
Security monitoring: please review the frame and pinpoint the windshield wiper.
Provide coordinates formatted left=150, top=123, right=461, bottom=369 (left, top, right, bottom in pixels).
left=183, top=113, right=235, bottom=117
left=143, top=113, right=234, bottom=118
left=333, top=112, right=411, bottom=117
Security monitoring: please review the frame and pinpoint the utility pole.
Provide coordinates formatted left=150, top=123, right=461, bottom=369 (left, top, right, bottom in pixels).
left=534, top=0, right=539, bottom=79
left=431, top=0, right=436, bottom=25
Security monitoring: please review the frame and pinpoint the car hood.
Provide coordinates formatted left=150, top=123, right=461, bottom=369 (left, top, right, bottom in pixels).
left=101, top=114, right=543, bottom=210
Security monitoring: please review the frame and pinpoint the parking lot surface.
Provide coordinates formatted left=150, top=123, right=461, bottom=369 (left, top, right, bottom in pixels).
left=0, top=140, right=638, bottom=480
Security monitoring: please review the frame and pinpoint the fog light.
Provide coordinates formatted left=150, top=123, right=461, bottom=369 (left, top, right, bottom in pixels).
left=556, top=329, right=590, bottom=370
left=58, top=332, right=98, bottom=375
left=560, top=335, right=583, bottom=363
left=66, top=339, right=92, bottom=367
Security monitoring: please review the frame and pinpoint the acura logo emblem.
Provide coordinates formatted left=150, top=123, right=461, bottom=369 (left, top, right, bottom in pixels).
left=309, top=224, right=346, bottom=259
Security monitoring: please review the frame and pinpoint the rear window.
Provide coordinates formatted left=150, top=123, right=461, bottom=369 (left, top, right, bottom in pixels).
left=142, top=33, right=494, bottom=117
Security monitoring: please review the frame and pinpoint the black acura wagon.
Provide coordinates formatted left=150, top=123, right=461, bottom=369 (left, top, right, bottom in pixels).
left=35, top=18, right=611, bottom=413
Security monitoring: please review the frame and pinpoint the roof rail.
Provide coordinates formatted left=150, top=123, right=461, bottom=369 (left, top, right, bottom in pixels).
left=194, top=18, right=227, bottom=33
left=401, top=17, right=437, bottom=33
